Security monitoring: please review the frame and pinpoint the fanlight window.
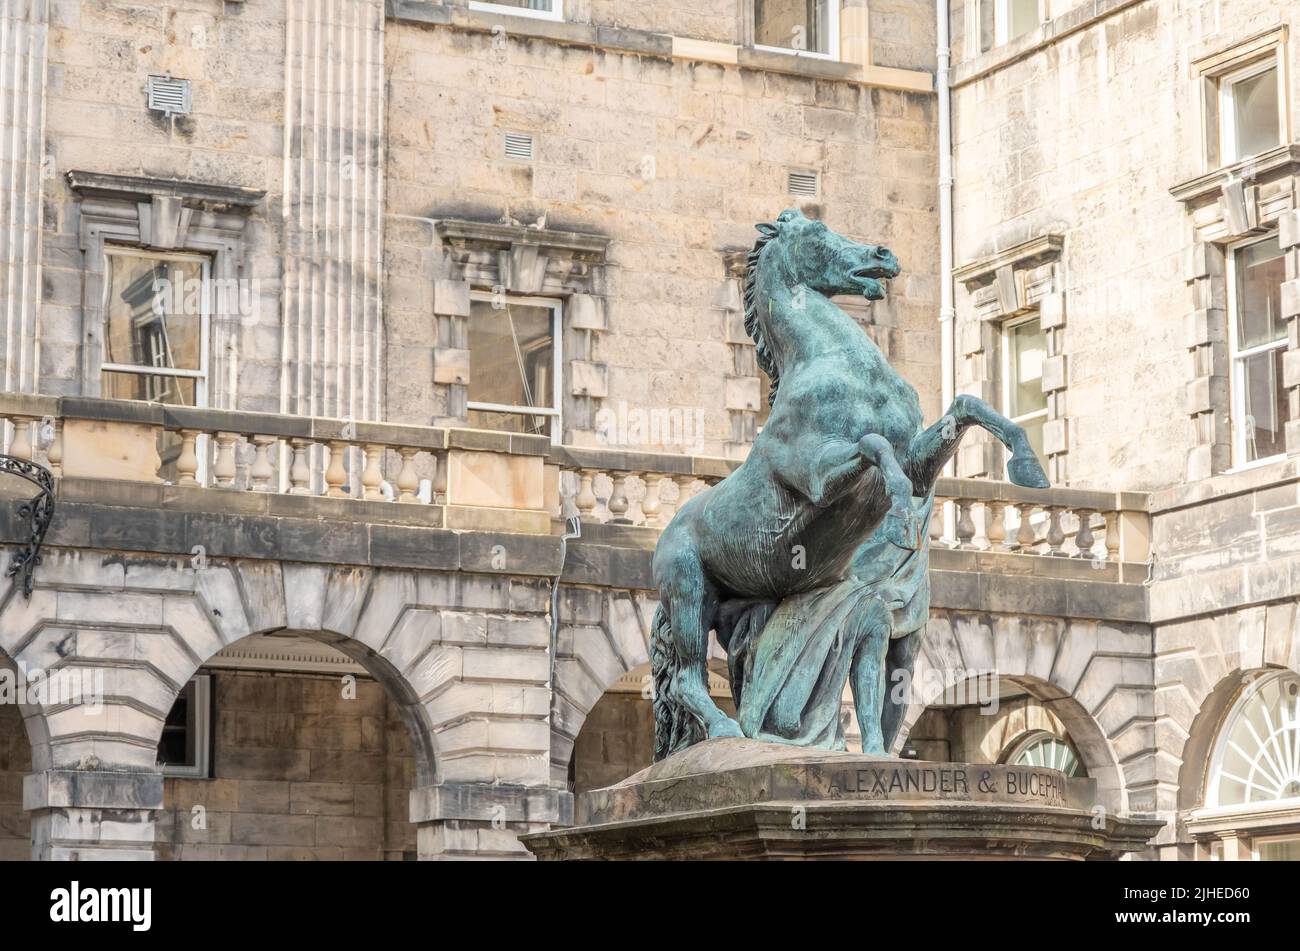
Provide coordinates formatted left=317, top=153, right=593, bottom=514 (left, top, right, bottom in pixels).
left=1006, top=732, right=1084, bottom=777
left=1210, top=671, right=1300, bottom=807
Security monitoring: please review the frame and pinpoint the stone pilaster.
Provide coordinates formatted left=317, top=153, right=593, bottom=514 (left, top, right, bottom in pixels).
left=433, top=278, right=471, bottom=423
left=409, top=782, right=567, bottom=861
left=25, top=769, right=163, bottom=861
left=1280, top=210, right=1300, bottom=455
left=1183, top=241, right=1231, bottom=481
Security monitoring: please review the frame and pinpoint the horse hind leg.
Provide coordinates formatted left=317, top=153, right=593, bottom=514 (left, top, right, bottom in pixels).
left=662, top=563, right=743, bottom=742
left=849, top=598, right=893, bottom=756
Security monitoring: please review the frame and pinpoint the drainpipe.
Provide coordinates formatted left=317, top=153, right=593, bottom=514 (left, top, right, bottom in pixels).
left=548, top=515, right=582, bottom=690
left=936, top=0, right=957, bottom=537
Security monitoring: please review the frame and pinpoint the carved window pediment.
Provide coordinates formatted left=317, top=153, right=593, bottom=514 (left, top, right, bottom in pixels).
left=954, top=233, right=1064, bottom=321
left=435, top=218, right=608, bottom=295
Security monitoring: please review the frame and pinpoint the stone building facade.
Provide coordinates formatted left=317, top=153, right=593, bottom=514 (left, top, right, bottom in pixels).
left=0, top=0, right=1296, bottom=862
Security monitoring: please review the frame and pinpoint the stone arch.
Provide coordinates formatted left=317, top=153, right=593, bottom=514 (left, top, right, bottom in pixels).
left=890, top=610, right=1153, bottom=813
left=1175, top=664, right=1291, bottom=813
left=550, top=586, right=732, bottom=787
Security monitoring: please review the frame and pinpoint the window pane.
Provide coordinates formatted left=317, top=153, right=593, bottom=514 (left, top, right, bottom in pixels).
left=1007, top=318, right=1047, bottom=418
left=755, top=1, right=830, bottom=54
left=1230, top=66, right=1280, bottom=160
left=105, top=253, right=204, bottom=373
left=1258, top=838, right=1300, bottom=861
left=475, top=0, right=554, bottom=10
left=468, top=300, right=555, bottom=436
left=1008, top=0, right=1039, bottom=40
left=466, top=407, right=553, bottom=439
left=157, top=679, right=197, bottom=769
left=102, top=370, right=197, bottom=407
left=1240, top=347, right=1287, bottom=462
left=1235, top=237, right=1285, bottom=350
left=1020, top=414, right=1045, bottom=461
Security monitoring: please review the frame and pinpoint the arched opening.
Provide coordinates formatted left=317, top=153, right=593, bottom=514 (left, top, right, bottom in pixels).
left=900, top=674, right=1113, bottom=796
left=568, top=661, right=733, bottom=794
left=0, top=699, right=31, bottom=860
left=1185, top=668, right=1300, bottom=860
left=153, top=630, right=425, bottom=861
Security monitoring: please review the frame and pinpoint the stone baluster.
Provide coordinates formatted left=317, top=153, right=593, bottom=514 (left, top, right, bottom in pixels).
left=324, top=441, right=349, bottom=498
left=8, top=416, right=33, bottom=461
left=1074, top=509, right=1096, bottom=560
left=432, top=450, right=448, bottom=504
left=173, top=430, right=200, bottom=486
left=575, top=469, right=600, bottom=521
left=213, top=432, right=240, bottom=488
left=43, top=417, right=62, bottom=477
left=361, top=444, right=385, bottom=501
left=673, top=475, right=697, bottom=511
left=288, top=439, right=313, bottom=495
left=608, top=472, right=633, bottom=524
left=396, top=447, right=420, bottom=503
left=1046, top=506, right=1066, bottom=556
left=955, top=499, right=976, bottom=548
left=641, top=474, right=664, bottom=528
left=1015, top=504, right=1037, bottom=551
left=985, top=501, right=1007, bottom=551
left=1103, top=511, right=1122, bottom=563
left=249, top=435, right=277, bottom=492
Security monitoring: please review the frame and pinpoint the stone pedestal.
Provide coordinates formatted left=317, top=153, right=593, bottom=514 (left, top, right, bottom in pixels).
left=521, top=739, right=1162, bottom=860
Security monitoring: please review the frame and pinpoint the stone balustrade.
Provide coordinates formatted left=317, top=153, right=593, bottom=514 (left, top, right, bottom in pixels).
left=933, top=477, right=1151, bottom=564
left=0, top=395, right=1152, bottom=565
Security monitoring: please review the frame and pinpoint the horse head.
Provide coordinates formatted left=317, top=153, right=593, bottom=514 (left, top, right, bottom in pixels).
left=743, top=208, right=901, bottom=406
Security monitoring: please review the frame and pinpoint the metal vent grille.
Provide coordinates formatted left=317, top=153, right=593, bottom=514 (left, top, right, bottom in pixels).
left=787, top=170, right=819, bottom=197
left=147, top=75, right=191, bottom=116
left=504, top=132, right=534, bottom=160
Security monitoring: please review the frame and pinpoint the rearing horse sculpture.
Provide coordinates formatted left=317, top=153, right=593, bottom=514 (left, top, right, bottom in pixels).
left=650, top=209, right=1049, bottom=761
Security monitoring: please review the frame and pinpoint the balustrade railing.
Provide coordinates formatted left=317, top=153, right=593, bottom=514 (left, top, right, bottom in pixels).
left=0, top=395, right=1151, bottom=564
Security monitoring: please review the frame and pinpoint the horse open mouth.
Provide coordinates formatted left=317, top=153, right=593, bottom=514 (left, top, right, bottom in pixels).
left=851, top=267, right=894, bottom=300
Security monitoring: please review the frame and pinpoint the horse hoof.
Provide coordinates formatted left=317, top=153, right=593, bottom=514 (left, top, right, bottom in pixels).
left=1008, top=453, right=1050, bottom=489
left=709, top=718, right=745, bottom=740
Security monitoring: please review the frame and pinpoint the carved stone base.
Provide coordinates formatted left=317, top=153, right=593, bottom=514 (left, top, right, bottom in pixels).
left=521, top=738, right=1163, bottom=861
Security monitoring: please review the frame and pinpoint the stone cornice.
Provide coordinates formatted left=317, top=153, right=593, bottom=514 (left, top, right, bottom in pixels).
left=952, top=234, right=1065, bottom=287
left=66, top=170, right=266, bottom=210
left=1168, top=144, right=1300, bottom=206
left=435, top=218, right=609, bottom=259
left=387, top=0, right=933, bottom=94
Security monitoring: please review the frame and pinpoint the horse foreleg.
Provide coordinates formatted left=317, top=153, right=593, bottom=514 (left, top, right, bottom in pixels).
left=858, top=433, right=923, bottom=550
left=905, top=394, right=1049, bottom=495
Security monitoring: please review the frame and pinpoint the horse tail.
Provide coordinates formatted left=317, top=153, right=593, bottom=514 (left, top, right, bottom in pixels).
left=650, top=603, right=704, bottom=762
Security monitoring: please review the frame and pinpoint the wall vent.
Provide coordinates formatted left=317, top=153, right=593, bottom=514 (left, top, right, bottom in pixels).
left=787, top=170, right=819, bottom=197
left=504, top=131, right=534, bottom=161
left=147, top=75, right=192, bottom=117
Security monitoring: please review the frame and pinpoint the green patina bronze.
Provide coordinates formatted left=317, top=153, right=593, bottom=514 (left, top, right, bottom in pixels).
left=650, top=209, right=1049, bottom=760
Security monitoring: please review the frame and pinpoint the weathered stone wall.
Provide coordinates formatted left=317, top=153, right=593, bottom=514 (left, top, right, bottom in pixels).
left=155, top=669, right=416, bottom=861
left=383, top=16, right=941, bottom=451
left=947, top=1, right=1300, bottom=491
left=906, top=692, right=1076, bottom=764
left=0, top=701, right=31, bottom=861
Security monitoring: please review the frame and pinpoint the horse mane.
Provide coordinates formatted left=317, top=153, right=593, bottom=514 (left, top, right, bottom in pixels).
left=742, top=226, right=780, bottom=407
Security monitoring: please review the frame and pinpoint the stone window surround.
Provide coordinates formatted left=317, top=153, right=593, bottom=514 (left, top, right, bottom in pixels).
left=67, top=171, right=265, bottom=411
left=1170, top=146, right=1300, bottom=481
left=950, top=0, right=1144, bottom=89
left=433, top=218, right=609, bottom=441
left=1191, top=25, right=1290, bottom=174
left=952, top=233, right=1067, bottom=482
left=387, top=0, right=933, bottom=93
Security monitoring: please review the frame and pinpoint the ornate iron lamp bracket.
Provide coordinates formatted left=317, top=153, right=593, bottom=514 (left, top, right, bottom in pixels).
left=0, top=455, right=54, bottom=599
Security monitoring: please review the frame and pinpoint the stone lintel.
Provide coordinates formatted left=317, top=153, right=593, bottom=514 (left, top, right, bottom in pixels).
left=409, top=782, right=564, bottom=824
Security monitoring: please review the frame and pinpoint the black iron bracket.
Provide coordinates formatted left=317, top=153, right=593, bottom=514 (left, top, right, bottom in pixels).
left=0, top=455, right=54, bottom=599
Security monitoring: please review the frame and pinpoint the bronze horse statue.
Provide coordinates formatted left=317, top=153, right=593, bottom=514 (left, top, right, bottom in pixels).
left=650, top=209, right=1049, bottom=760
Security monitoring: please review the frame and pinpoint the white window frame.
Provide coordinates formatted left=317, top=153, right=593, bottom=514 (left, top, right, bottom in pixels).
left=1000, top=312, right=1048, bottom=446
left=159, top=673, right=212, bottom=779
left=753, top=0, right=841, bottom=62
left=468, top=0, right=563, bottom=23
left=100, top=245, right=211, bottom=408
left=993, top=0, right=1043, bottom=47
left=1226, top=235, right=1287, bottom=471
left=1217, top=56, right=1285, bottom=166
left=467, top=291, right=564, bottom=445
left=1251, top=831, right=1300, bottom=860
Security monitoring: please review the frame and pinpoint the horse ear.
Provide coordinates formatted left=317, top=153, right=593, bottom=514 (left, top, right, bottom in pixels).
left=755, top=222, right=779, bottom=238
